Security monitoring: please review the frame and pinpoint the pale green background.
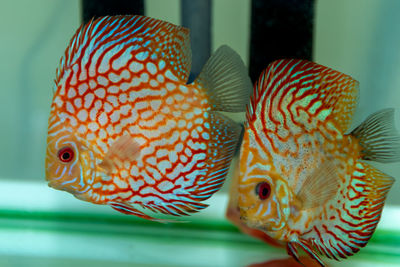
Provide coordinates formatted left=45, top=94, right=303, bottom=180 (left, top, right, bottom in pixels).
left=0, top=0, right=399, bottom=204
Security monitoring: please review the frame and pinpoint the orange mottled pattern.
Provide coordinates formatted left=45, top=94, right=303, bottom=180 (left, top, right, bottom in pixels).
left=45, top=15, right=239, bottom=218
left=237, top=59, right=393, bottom=265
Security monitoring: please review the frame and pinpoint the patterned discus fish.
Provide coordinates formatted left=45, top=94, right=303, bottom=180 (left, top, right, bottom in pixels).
left=238, top=59, right=400, bottom=266
left=45, top=15, right=252, bottom=221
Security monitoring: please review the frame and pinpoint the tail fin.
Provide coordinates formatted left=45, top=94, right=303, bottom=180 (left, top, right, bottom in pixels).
left=194, top=45, right=253, bottom=112
left=351, top=108, right=400, bottom=163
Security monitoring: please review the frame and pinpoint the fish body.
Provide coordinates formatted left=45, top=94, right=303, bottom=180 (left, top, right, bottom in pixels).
left=238, top=59, right=400, bottom=265
left=46, top=15, right=252, bottom=220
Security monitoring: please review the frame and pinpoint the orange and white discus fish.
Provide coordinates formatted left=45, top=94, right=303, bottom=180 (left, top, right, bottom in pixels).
left=45, top=15, right=252, bottom=221
left=238, top=59, right=400, bottom=266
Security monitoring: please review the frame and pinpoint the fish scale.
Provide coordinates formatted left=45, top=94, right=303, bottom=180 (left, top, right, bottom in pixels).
left=56, top=67, right=210, bottom=206
left=238, top=59, right=399, bottom=266
left=46, top=15, right=252, bottom=221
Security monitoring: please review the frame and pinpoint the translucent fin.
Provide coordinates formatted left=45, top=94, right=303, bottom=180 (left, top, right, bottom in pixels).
left=99, top=135, right=140, bottom=173
left=288, top=240, right=327, bottom=266
left=194, top=45, right=252, bottom=112
left=109, top=202, right=182, bottom=223
left=192, top=112, right=242, bottom=199
left=297, top=160, right=340, bottom=209
left=234, top=123, right=245, bottom=157
left=297, top=240, right=326, bottom=267
left=110, top=202, right=157, bottom=220
left=247, top=59, right=359, bottom=132
left=142, top=201, right=208, bottom=217
left=56, top=15, right=192, bottom=86
left=286, top=242, right=301, bottom=264
left=351, top=108, right=400, bottom=163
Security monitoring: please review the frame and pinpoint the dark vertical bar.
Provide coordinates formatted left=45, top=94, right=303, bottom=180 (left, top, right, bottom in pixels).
left=249, top=0, right=314, bottom=82
left=81, top=0, right=145, bottom=25
left=181, top=0, right=212, bottom=82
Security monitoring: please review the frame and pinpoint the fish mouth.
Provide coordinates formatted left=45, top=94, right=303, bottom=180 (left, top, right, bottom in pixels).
left=45, top=164, right=65, bottom=190
left=238, top=206, right=254, bottom=225
left=239, top=205, right=273, bottom=231
left=239, top=214, right=267, bottom=231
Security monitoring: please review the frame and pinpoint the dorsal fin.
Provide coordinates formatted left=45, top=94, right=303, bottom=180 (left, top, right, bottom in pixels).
left=247, top=59, right=359, bottom=132
left=56, top=15, right=192, bottom=88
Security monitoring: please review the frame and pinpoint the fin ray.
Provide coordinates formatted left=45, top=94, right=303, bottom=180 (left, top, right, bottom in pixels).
left=297, top=240, right=325, bottom=266
left=142, top=201, right=208, bottom=217
left=297, top=160, right=340, bottom=209
left=99, top=135, right=140, bottom=173
left=110, top=202, right=159, bottom=221
left=351, top=108, right=400, bottom=162
left=194, top=45, right=252, bottom=112
left=109, top=202, right=184, bottom=223
left=286, top=242, right=301, bottom=264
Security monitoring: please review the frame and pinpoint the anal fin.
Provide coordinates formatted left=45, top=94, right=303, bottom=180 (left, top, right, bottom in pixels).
left=287, top=241, right=327, bottom=267
left=297, top=240, right=325, bottom=267
left=109, top=202, right=182, bottom=223
left=286, top=242, right=301, bottom=264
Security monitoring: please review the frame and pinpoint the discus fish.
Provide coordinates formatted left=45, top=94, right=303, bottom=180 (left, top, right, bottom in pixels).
left=238, top=59, right=400, bottom=266
left=45, top=15, right=252, bottom=221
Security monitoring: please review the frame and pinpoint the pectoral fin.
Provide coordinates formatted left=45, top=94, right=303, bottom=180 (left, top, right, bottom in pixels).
left=99, top=135, right=140, bottom=173
left=297, top=160, right=340, bottom=210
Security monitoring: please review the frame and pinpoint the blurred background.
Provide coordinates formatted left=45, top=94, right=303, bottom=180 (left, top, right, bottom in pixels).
left=0, top=0, right=399, bottom=266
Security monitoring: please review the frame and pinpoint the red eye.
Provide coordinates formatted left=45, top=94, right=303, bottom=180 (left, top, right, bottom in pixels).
left=256, top=182, right=271, bottom=200
left=58, top=147, right=74, bottom=163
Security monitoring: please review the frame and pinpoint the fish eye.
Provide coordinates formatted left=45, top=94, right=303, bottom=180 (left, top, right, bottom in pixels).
left=58, top=147, right=74, bottom=163
left=256, top=182, right=271, bottom=200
